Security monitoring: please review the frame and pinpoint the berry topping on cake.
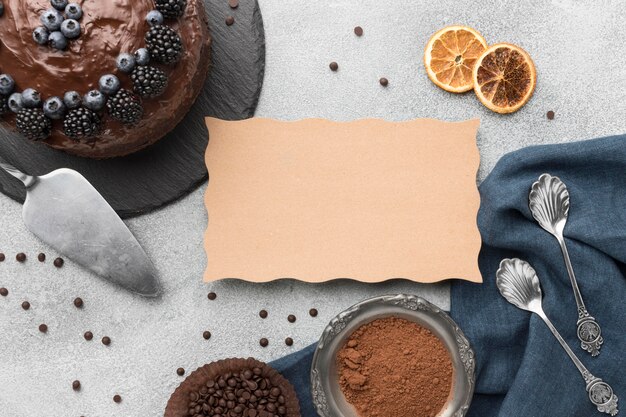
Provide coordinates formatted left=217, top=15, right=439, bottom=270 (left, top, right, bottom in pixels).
left=116, top=53, right=136, bottom=73
left=43, top=96, right=66, bottom=120
left=107, top=89, right=144, bottom=125
left=33, top=27, right=50, bottom=45
left=64, top=3, right=82, bottom=20
left=22, top=88, right=42, bottom=108
left=50, top=0, right=68, bottom=11
left=8, top=93, right=24, bottom=113
left=0, top=96, right=9, bottom=115
left=145, top=25, right=183, bottom=64
left=16, top=108, right=52, bottom=141
left=155, top=0, right=187, bottom=19
left=131, top=65, right=168, bottom=98
left=60, top=18, right=80, bottom=39
left=41, top=9, right=64, bottom=31
left=48, top=31, right=68, bottom=50
left=98, top=74, right=121, bottom=95
left=63, top=91, right=81, bottom=109
left=83, top=90, right=106, bottom=111
left=146, top=10, right=164, bottom=27
left=63, top=107, right=101, bottom=140
left=0, top=74, right=14, bottom=95
left=0, top=1, right=4, bottom=17
left=134, top=48, right=151, bottom=66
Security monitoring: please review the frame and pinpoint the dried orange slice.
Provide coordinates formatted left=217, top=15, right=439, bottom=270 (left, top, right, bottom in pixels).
left=473, top=43, right=536, bottom=113
left=424, top=25, right=488, bottom=93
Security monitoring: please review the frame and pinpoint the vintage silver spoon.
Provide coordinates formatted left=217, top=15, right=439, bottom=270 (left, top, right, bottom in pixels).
left=496, top=258, right=618, bottom=416
left=529, top=173, right=603, bottom=356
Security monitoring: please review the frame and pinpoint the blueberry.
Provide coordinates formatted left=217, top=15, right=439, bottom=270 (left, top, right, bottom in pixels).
left=0, top=74, right=15, bottom=95
left=98, top=74, right=121, bottom=95
left=43, top=96, right=66, bottom=120
left=33, top=26, right=50, bottom=45
left=8, top=93, right=24, bottom=113
left=50, top=0, right=68, bottom=11
left=134, top=48, right=150, bottom=66
left=22, top=88, right=42, bottom=108
left=63, top=91, right=82, bottom=109
left=83, top=90, right=106, bottom=111
left=64, top=3, right=82, bottom=20
left=0, top=1, right=4, bottom=18
left=40, top=9, right=64, bottom=31
left=48, top=31, right=67, bottom=50
left=146, top=10, right=164, bottom=26
left=60, top=19, right=80, bottom=39
left=116, top=53, right=136, bottom=73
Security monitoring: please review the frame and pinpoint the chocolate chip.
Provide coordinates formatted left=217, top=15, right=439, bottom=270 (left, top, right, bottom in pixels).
left=309, top=308, right=318, bottom=317
left=176, top=367, right=185, bottom=376
left=72, top=380, right=81, bottom=391
left=21, top=301, right=30, bottom=310
left=0, top=253, right=5, bottom=262
left=38, top=253, right=46, bottom=262
left=259, top=309, right=268, bottom=319
left=16, top=253, right=26, bottom=262
left=547, top=110, right=555, bottom=120
left=0, top=287, right=7, bottom=297
left=39, top=323, right=48, bottom=333
left=225, top=16, right=235, bottom=26
left=203, top=330, right=212, bottom=340
left=379, top=77, right=389, bottom=87
left=285, top=337, right=293, bottom=346
left=354, top=26, right=363, bottom=36
left=329, top=62, right=339, bottom=71
left=73, top=297, right=83, bottom=308
left=207, top=292, right=217, bottom=300
left=228, top=0, right=239, bottom=8
left=259, top=338, right=269, bottom=347
left=102, top=336, right=111, bottom=346
left=84, top=331, right=93, bottom=341
left=53, top=257, right=64, bottom=268
left=113, top=394, right=122, bottom=403
left=287, top=314, right=296, bottom=323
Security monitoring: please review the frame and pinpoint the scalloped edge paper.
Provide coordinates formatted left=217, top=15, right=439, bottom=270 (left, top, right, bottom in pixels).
left=204, top=117, right=482, bottom=283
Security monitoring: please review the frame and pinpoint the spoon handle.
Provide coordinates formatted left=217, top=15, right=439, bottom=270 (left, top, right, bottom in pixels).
left=536, top=310, right=619, bottom=415
left=0, top=158, right=37, bottom=188
left=557, top=235, right=604, bottom=356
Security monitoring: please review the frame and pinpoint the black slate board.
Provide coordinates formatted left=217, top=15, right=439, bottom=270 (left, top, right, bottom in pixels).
left=0, top=0, right=265, bottom=218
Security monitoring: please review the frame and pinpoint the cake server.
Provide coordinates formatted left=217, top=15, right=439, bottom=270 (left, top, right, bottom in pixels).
left=496, top=258, right=618, bottom=416
left=529, top=173, right=603, bottom=356
left=0, top=159, right=160, bottom=297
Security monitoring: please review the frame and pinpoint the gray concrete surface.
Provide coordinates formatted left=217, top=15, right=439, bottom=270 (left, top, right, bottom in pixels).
left=1, top=0, right=626, bottom=416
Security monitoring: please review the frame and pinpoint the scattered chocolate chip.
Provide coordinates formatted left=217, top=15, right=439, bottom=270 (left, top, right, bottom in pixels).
left=53, top=257, right=64, bottom=268
left=39, top=323, right=48, bottom=333
left=225, top=16, right=235, bottom=26
left=309, top=308, right=318, bottom=317
left=379, top=77, right=389, bottom=87
left=329, top=62, right=339, bottom=71
left=0, top=287, right=7, bottom=296
left=72, top=380, right=81, bottom=391
left=285, top=337, right=294, bottom=346
left=207, top=292, right=217, bottom=300
left=354, top=26, right=363, bottom=36
left=102, top=336, right=111, bottom=346
left=547, top=110, right=555, bottom=120
left=228, top=0, right=239, bottom=8
left=21, top=301, right=30, bottom=310
left=16, top=253, right=26, bottom=262
left=38, top=253, right=46, bottom=262
left=113, top=394, right=122, bottom=403
left=73, top=297, right=83, bottom=308
left=84, top=331, right=93, bottom=341
left=287, top=314, right=296, bottom=323
left=259, top=338, right=269, bottom=347
left=0, top=253, right=5, bottom=262
left=259, top=309, right=268, bottom=319
left=203, top=330, right=212, bottom=340
left=176, top=367, right=185, bottom=376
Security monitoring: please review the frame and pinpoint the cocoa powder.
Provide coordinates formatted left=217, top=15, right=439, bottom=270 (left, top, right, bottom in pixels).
left=337, top=316, right=454, bottom=417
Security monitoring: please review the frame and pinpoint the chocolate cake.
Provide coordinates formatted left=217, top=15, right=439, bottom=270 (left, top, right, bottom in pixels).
left=0, top=0, right=211, bottom=158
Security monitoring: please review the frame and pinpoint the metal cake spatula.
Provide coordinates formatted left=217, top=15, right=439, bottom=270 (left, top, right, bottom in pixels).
left=0, top=159, right=160, bottom=297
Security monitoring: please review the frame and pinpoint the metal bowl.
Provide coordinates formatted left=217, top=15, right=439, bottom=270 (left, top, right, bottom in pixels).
left=310, top=294, right=475, bottom=417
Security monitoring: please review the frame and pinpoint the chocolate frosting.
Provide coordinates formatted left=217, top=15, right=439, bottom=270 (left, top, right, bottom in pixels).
left=0, top=0, right=211, bottom=158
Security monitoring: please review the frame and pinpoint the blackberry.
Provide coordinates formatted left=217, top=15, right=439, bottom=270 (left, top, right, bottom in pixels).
left=154, top=0, right=187, bottom=19
left=63, top=107, right=101, bottom=140
left=145, top=25, right=182, bottom=64
left=16, top=108, right=52, bottom=141
left=131, top=65, right=168, bottom=98
left=106, top=89, right=143, bottom=125
left=0, top=95, right=10, bottom=115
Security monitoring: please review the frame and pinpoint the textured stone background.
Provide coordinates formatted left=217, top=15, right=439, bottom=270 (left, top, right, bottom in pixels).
left=1, top=0, right=626, bottom=416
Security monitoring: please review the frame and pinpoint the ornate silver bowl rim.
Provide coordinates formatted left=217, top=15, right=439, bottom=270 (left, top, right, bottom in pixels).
left=310, top=294, right=475, bottom=417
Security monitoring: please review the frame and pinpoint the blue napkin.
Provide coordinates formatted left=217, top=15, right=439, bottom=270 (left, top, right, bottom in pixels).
left=271, top=134, right=626, bottom=417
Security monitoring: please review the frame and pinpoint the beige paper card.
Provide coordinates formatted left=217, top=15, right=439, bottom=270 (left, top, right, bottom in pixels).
left=204, top=118, right=482, bottom=283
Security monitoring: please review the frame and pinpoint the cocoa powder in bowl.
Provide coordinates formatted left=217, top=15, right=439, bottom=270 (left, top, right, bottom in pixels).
left=337, top=316, right=454, bottom=417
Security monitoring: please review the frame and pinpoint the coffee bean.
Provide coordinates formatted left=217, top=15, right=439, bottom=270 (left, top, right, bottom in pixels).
left=38, top=253, right=46, bottom=262
left=309, top=308, right=318, bottom=317
left=225, top=16, right=235, bottom=26
left=259, top=338, right=269, bottom=347
left=547, top=110, right=555, bottom=120
left=53, top=257, right=64, bottom=268
left=229, top=0, right=239, bottom=8
left=16, top=253, right=26, bottom=262
left=84, top=331, right=93, bottom=341
left=102, top=336, right=111, bottom=346
left=113, top=394, right=122, bottom=403
left=39, top=323, right=48, bottom=333
left=287, top=314, right=296, bottom=323
left=0, top=253, right=5, bottom=262
left=72, top=380, right=81, bottom=391
left=354, top=26, right=363, bottom=36
left=73, top=297, right=84, bottom=308
left=259, top=309, right=268, bottom=319
left=203, top=330, right=212, bottom=340
left=329, top=62, right=339, bottom=71
left=207, top=292, right=217, bottom=300
left=285, top=337, right=293, bottom=346
left=0, top=287, right=7, bottom=296
left=21, top=301, right=30, bottom=310
left=177, top=367, right=185, bottom=376
left=379, top=77, right=389, bottom=87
